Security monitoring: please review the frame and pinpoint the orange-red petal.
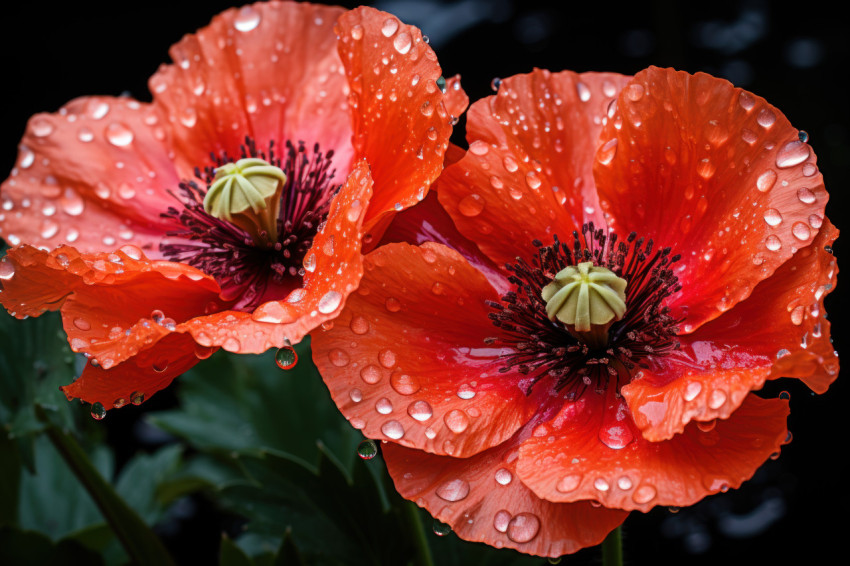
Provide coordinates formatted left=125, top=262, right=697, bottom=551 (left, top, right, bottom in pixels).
left=60, top=333, right=203, bottom=408
left=622, top=219, right=838, bottom=441
left=438, top=70, right=631, bottom=268
left=442, top=74, right=470, bottom=120
left=149, top=1, right=354, bottom=180
left=336, top=6, right=456, bottom=234
left=384, top=432, right=627, bottom=558
left=311, top=242, right=539, bottom=458
left=0, top=244, right=220, bottom=366
left=182, top=159, right=374, bottom=353
left=0, top=97, right=180, bottom=255
left=516, top=392, right=789, bottom=512
left=594, top=67, right=828, bottom=331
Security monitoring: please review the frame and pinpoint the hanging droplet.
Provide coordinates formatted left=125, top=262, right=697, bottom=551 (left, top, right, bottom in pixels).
left=275, top=346, right=298, bottom=370
left=432, top=519, right=452, bottom=536
left=130, top=391, right=145, bottom=405
left=779, top=391, right=791, bottom=401
left=357, top=439, right=379, bottom=460
left=436, top=76, right=447, bottom=93
left=90, top=402, right=107, bottom=420
left=490, top=77, right=502, bottom=92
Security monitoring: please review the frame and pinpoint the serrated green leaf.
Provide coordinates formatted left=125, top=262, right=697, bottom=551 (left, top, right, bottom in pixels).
left=148, top=339, right=361, bottom=468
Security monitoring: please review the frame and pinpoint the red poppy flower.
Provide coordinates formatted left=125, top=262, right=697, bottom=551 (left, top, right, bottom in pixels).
left=311, top=67, right=838, bottom=557
left=0, top=1, right=468, bottom=413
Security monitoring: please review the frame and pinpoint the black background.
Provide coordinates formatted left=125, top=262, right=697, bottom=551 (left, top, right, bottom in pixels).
left=2, top=1, right=847, bottom=564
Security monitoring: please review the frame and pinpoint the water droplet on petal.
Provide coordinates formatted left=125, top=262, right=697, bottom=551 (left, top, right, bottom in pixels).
left=632, top=484, right=657, bottom=504
left=0, top=261, right=15, bottom=280
left=318, top=290, right=342, bottom=314
left=458, top=194, right=485, bottom=217
left=381, top=420, right=404, bottom=439
left=106, top=122, right=134, bottom=146
left=776, top=140, right=810, bottom=168
left=756, top=170, right=777, bottom=192
left=556, top=474, right=582, bottom=493
left=234, top=5, right=261, bottom=32
left=493, top=510, right=511, bottom=532
left=360, top=364, right=381, bottom=384
left=275, top=346, right=298, bottom=370
left=792, top=222, right=811, bottom=241
left=765, top=235, right=782, bottom=251
left=408, top=400, right=433, bottom=421
left=708, top=389, right=727, bottom=409
left=385, top=297, right=401, bottom=312
left=494, top=468, right=513, bottom=485
left=390, top=372, right=420, bottom=395
left=393, top=31, right=412, bottom=54
left=381, top=17, right=399, bottom=37
left=444, top=409, right=470, bottom=433
left=594, top=478, right=610, bottom=491
left=597, top=139, right=618, bottom=165
left=507, top=513, right=540, bottom=543
left=763, top=208, right=783, bottom=226
left=617, top=476, right=633, bottom=490
left=684, top=381, right=702, bottom=402
left=130, top=391, right=145, bottom=405
left=350, top=315, right=370, bottom=334
left=436, top=478, right=470, bottom=501
left=757, top=108, right=775, bottom=128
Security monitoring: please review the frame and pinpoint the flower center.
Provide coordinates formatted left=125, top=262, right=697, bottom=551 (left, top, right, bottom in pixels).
left=486, top=223, right=682, bottom=397
left=160, top=138, right=339, bottom=311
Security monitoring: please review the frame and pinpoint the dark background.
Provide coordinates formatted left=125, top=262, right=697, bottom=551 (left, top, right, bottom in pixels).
left=2, top=0, right=847, bottom=564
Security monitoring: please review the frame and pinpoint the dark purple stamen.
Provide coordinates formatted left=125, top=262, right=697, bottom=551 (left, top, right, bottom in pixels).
left=160, top=138, right=339, bottom=310
left=486, top=223, right=682, bottom=397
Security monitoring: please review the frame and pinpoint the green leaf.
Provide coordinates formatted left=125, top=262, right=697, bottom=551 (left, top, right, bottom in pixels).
left=218, top=446, right=414, bottom=566
left=0, top=525, right=106, bottom=566
left=115, top=444, right=183, bottom=524
left=148, top=338, right=361, bottom=468
left=221, top=535, right=254, bottom=566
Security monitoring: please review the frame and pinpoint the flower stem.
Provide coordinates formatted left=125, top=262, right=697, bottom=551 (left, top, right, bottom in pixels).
left=35, top=405, right=176, bottom=566
left=602, top=526, right=623, bottom=566
left=403, top=500, right=435, bottom=566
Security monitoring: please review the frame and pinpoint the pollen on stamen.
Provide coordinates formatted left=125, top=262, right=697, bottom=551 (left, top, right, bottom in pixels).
left=486, top=223, right=683, bottom=397
left=160, top=137, right=340, bottom=311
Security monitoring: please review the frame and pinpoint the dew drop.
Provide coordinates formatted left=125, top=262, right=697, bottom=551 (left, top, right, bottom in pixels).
left=756, top=169, right=777, bottom=192
left=376, top=397, right=393, bottom=415
left=0, top=261, right=15, bottom=280
left=90, top=402, right=107, bottom=420
left=357, top=439, right=379, bottom=460
left=73, top=317, right=91, bottom=331
left=597, top=139, right=618, bottom=165
left=318, top=290, right=342, bottom=314
left=632, top=484, right=657, bottom=504
left=556, top=474, right=582, bottom=493
left=393, top=31, right=412, bottom=54
left=378, top=349, right=396, bottom=368
left=507, top=513, right=540, bottom=543
left=576, top=81, right=591, bottom=102
left=408, top=400, right=433, bottom=421
left=275, top=346, right=298, bottom=370
left=444, top=409, right=470, bottom=433
left=493, top=510, right=511, bottom=533
left=360, top=364, right=381, bottom=384
left=708, top=389, right=727, bottom=409
left=106, top=122, right=134, bottom=146
left=763, top=208, right=783, bottom=227
left=757, top=108, right=776, bottom=128
left=495, top=468, right=513, bottom=485
left=350, top=24, right=364, bottom=40
left=765, top=235, right=782, bottom=251
left=779, top=391, right=791, bottom=401
left=329, top=349, right=350, bottom=367
left=456, top=383, right=475, bottom=399
left=234, top=6, right=261, bottom=32
left=390, top=372, right=420, bottom=395
left=594, top=478, right=610, bottom=491
left=790, top=305, right=805, bottom=325
left=381, top=420, right=404, bottom=439
left=349, top=388, right=363, bottom=403
left=625, top=83, right=645, bottom=101
left=381, top=17, right=399, bottom=37
left=385, top=297, right=402, bottom=312
left=796, top=187, right=816, bottom=204
left=792, top=222, right=811, bottom=241
left=617, top=476, right=633, bottom=490
left=458, top=194, right=485, bottom=217
left=682, top=381, right=703, bottom=402
left=776, top=140, right=810, bottom=168
left=31, top=117, right=54, bottom=137
left=436, top=478, right=470, bottom=501
left=350, top=315, right=370, bottom=334
left=433, top=520, right=452, bottom=536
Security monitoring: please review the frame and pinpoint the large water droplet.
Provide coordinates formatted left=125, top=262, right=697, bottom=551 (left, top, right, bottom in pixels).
left=756, top=170, right=777, bottom=192
left=436, top=478, right=470, bottom=501
left=444, top=409, right=470, bottom=433
left=684, top=381, right=702, bottom=402
left=632, top=484, right=657, bottom=504
left=597, top=139, right=618, bottom=165
left=507, top=513, right=540, bottom=543
left=318, top=290, right=342, bottom=314
left=765, top=235, right=782, bottom=251
left=792, top=222, right=811, bottom=241
left=381, top=17, right=399, bottom=37
left=390, top=373, right=420, bottom=395
left=275, top=346, right=298, bottom=370
left=381, top=420, right=404, bottom=439
left=130, top=391, right=145, bottom=405
left=494, top=468, right=513, bottom=486
left=350, top=315, right=370, bottom=335
left=556, top=474, right=582, bottom=493
left=408, top=400, right=433, bottom=421
left=393, top=31, right=412, bottom=54
left=763, top=208, right=783, bottom=226
left=776, top=140, right=810, bottom=168
left=360, top=364, right=381, bottom=384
